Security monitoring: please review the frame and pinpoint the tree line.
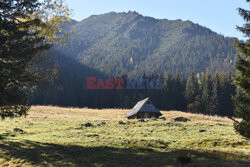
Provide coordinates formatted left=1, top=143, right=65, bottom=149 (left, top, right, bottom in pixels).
left=31, top=69, right=235, bottom=117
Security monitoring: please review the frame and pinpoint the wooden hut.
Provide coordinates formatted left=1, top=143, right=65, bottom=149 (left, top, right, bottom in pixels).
left=125, top=97, right=162, bottom=119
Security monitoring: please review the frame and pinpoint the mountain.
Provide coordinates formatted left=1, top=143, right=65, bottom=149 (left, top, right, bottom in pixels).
left=31, top=11, right=237, bottom=108
left=56, top=11, right=236, bottom=77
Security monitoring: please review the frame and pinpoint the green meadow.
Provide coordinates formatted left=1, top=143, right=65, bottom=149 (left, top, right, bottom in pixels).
left=0, top=106, right=249, bottom=167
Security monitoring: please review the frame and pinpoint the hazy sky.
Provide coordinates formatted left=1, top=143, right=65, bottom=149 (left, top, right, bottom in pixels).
left=67, top=0, right=249, bottom=40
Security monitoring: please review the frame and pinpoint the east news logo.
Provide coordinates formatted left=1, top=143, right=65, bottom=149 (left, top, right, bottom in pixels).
left=86, top=77, right=163, bottom=90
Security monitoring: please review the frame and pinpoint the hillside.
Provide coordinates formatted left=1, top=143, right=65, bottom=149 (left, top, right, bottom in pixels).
left=0, top=106, right=249, bottom=166
left=30, top=51, right=107, bottom=107
left=58, top=11, right=237, bottom=77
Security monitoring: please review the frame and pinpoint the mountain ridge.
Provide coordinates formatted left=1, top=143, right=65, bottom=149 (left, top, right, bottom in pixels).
left=57, top=11, right=236, bottom=77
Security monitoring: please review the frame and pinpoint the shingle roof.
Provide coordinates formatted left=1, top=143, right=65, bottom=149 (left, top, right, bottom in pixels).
left=125, top=97, right=162, bottom=118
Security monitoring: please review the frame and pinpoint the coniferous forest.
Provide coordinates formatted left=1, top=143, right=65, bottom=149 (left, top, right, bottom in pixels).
left=31, top=64, right=235, bottom=117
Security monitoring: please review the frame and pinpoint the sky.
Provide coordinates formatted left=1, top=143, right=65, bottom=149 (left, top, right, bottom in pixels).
left=67, top=0, right=249, bottom=40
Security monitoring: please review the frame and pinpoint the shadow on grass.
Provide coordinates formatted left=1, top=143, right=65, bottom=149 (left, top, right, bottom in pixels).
left=0, top=132, right=15, bottom=140
left=0, top=140, right=249, bottom=167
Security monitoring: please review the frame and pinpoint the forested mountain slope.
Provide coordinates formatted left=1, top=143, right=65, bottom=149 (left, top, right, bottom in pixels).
left=58, top=11, right=236, bottom=77
left=31, top=51, right=107, bottom=107
left=31, top=11, right=237, bottom=111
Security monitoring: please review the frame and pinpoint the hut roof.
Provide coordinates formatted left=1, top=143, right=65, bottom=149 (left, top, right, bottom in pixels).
left=125, top=97, right=162, bottom=118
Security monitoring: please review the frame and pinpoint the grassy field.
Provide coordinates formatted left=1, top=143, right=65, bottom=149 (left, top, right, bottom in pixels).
left=0, top=106, right=249, bottom=167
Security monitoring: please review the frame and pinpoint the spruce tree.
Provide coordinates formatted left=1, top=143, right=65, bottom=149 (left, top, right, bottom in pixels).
left=232, top=0, right=250, bottom=138
left=0, top=0, right=70, bottom=119
left=185, top=72, right=200, bottom=104
left=201, top=71, right=213, bottom=115
left=219, top=72, right=235, bottom=117
left=211, top=72, right=220, bottom=115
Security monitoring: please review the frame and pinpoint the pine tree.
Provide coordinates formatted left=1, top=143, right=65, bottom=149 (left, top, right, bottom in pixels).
left=232, top=0, right=250, bottom=138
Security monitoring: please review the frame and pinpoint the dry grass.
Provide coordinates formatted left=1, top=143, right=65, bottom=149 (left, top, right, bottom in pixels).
left=28, top=106, right=129, bottom=120
left=28, top=106, right=233, bottom=123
